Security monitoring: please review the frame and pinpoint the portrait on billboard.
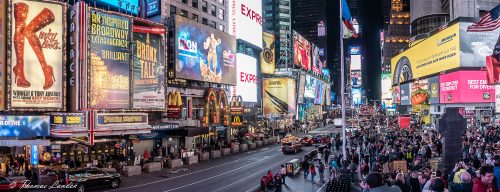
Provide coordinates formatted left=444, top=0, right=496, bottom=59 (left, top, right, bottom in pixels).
left=312, top=45, right=322, bottom=74
left=392, top=86, right=401, bottom=104
left=304, top=75, right=316, bottom=99
left=293, top=31, right=311, bottom=70
left=263, top=78, right=296, bottom=115
left=8, top=0, right=66, bottom=110
left=175, top=16, right=237, bottom=85
left=89, top=9, right=131, bottom=109
left=261, top=32, right=275, bottom=75
left=351, top=71, right=362, bottom=87
left=132, top=28, right=166, bottom=109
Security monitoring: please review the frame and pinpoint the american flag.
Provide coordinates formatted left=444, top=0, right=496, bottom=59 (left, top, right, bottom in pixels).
left=467, top=4, right=500, bottom=32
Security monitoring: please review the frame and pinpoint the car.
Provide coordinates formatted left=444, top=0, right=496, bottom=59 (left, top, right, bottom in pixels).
left=282, top=142, right=302, bottom=154
left=66, top=167, right=121, bottom=192
left=0, top=177, right=25, bottom=192
left=300, top=136, right=313, bottom=146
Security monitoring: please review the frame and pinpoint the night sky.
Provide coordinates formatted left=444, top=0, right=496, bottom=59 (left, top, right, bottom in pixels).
left=326, top=0, right=385, bottom=102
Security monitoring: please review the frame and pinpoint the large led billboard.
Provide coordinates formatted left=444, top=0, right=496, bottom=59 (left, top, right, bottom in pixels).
left=8, top=0, right=66, bottom=110
left=312, top=45, right=322, bottom=74
left=351, top=71, right=362, bottom=87
left=297, top=73, right=305, bottom=103
left=175, top=16, right=237, bottom=85
left=314, top=80, right=324, bottom=105
left=391, top=21, right=500, bottom=85
left=350, top=46, right=360, bottom=55
left=95, top=0, right=139, bottom=15
left=440, top=70, right=495, bottom=104
left=381, top=73, right=392, bottom=100
left=350, top=55, right=361, bottom=71
left=352, top=88, right=362, bottom=105
left=293, top=31, right=311, bottom=70
left=400, top=83, right=410, bottom=105
left=429, top=76, right=440, bottom=104
left=263, top=78, right=296, bottom=115
left=228, top=0, right=262, bottom=48
left=304, top=75, right=316, bottom=98
left=235, top=53, right=257, bottom=102
left=410, top=79, right=429, bottom=105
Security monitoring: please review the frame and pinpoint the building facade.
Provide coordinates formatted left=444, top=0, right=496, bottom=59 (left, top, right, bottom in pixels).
left=381, top=0, right=410, bottom=74
left=263, top=0, right=292, bottom=67
left=410, top=0, right=449, bottom=37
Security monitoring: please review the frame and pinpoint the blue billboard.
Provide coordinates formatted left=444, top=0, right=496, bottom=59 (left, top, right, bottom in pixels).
left=314, top=80, right=325, bottom=104
left=95, top=0, right=139, bottom=15
left=350, top=46, right=360, bottom=55
left=0, top=116, right=50, bottom=138
left=352, top=88, right=362, bottom=105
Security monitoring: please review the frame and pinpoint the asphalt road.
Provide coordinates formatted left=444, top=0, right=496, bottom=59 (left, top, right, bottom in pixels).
left=95, top=126, right=341, bottom=192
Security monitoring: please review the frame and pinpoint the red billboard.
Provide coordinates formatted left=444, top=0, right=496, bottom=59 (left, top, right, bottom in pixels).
left=439, top=70, right=495, bottom=104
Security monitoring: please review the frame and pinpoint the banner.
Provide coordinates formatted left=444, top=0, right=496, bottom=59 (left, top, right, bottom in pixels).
left=96, top=113, right=148, bottom=126
left=263, top=78, right=296, bottom=115
left=314, top=80, right=324, bottom=105
left=95, top=0, right=138, bottom=15
left=351, top=71, right=362, bottom=87
left=0, top=115, right=50, bottom=138
left=352, top=88, right=362, bottom=105
left=293, top=31, right=310, bottom=70
left=439, top=70, right=495, bottom=104
left=429, top=76, right=440, bottom=104
left=312, top=44, right=322, bottom=74
left=9, top=0, right=65, bottom=110
left=400, top=83, right=410, bottom=105
left=304, top=75, right=316, bottom=98
left=297, top=73, right=305, bottom=103
left=392, top=86, right=401, bottom=104
left=235, top=53, right=257, bottom=102
left=410, top=79, right=429, bottom=105
left=50, top=113, right=85, bottom=127
left=381, top=73, right=391, bottom=100
left=175, top=16, right=237, bottom=85
left=261, top=32, right=275, bottom=75
left=132, top=30, right=166, bottom=109
left=89, top=10, right=131, bottom=109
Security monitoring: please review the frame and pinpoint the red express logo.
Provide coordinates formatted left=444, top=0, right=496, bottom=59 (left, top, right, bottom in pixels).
left=240, top=72, right=256, bottom=84
left=241, top=4, right=261, bottom=25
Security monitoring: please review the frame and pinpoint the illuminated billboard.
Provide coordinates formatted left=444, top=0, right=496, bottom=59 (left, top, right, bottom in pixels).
left=350, top=55, right=361, bottom=71
left=314, top=80, right=324, bottom=105
left=175, top=16, right=237, bottom=85
left=350, top=46, right=360, bottom=55
left=439, top=70, right=495, bottom=104
left=391, top=21, right=500, bottom=85
left=304, top=75, right=316, bottom=98
left=235, top=53, right=257, bottom=102
left=228, top=0, right=262, bottom=48
left=263, top=78, right=296, bottom=115
left=352, top=88, right=362, bottom=105
left=297, top=73, right=305, bottom=103
left=8, top=0, right=66, bottom=110
left=261, top=32, right=275, bottom=74
left=381, top=73, right=391, bottom=100
left=410, top=79, right=429, bottom=105
left=293, top=31, right=311, bottom=70
left=312, top=44, right=322, bottom=74
left=95, top=0, right=139, bottom=15
left=351, top=71, right=362, bottom=87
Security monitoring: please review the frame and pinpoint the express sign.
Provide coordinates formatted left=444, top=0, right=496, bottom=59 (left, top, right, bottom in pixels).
left=235, top=53, right=257, bottom=102
left=229, top=0, right=263, bottom=48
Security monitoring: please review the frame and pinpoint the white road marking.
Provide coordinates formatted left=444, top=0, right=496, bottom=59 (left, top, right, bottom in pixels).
left=104, top=145, right=281, bottom=192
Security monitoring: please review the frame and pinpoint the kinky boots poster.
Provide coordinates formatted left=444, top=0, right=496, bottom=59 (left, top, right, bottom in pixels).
left=132, top=29, right=165, bottom=109
left=9, top=0, right=65, bottom=110
left=89, top=10, right=131, bottom=109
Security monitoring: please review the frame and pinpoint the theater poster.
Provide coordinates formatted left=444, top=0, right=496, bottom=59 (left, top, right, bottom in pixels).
left=89, top=10, right=131, bottom=109
left=132, top=29, right=166, bottom=109
left=263, top=78, right=296, bottom=116
left=8, top=0, right=65, bottom=110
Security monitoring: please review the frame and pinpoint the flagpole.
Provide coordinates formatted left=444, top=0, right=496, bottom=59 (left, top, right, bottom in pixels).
left=340, top=0, right=347, bottom=161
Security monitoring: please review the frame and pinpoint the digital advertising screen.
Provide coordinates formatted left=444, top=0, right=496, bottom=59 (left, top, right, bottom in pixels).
left=304, top=75, right=316, bottom=99
left=351, top=88, right=362, bottom=105
left=400, top=83, right=410, bottom=105
left=235, top=53, right=257, bottom=102
left=428, top=76, right=440, bottom=104
left=410, top=79, right=429, bottom=105
left=350, top=46, right=360, bottom=55
left=89, top=10, right=131, bottom=109
left=312, top=45, right=322, bottom=74
left=314, top=80, right=324, bottom=105
left=293, top=31, right=311, bottom=70
left=392, top=86, right=401, bottom=104
left=228, top=0, right=263, bottom=48
left=350, top=55, right=361, bottom=71
left=9, top=0, right=65, bottom=110
left=132, top=29, right=166, bottom=109
left=175, top=16, right=237, bottom=85
left=297, top=73, right=305, bottom=103
left=381, top=73, right=392, bottom=100
left=0, top=116, right=49, bottom=138
left=95, top=0, right=139, bottom=15
left=351, top=71, right=362, bottom=87
left=263, top=78, right=296, bottom=115
left=439, top=70, right=495, bottom=104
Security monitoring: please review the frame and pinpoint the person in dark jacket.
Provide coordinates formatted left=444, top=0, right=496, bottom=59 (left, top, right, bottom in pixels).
left=392, top=173, right=411, bottom=192
left=301, top=159, right=310, bottom=179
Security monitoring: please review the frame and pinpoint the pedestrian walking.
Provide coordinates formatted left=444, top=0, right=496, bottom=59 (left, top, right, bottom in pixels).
left=274, top=174, right=282, bottom=192
left=317, top=162, right=325, bottom=183
left=280, top=164, right=286, bottom=184
left=310, top=164, right=317, bottom=182
left=301, top=159, right=310, bottom=179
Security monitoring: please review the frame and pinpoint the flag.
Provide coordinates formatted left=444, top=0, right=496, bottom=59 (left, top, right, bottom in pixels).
left=485, top=35, right=500, bottom=84
left=467, top=4, right=500, bottom=32
left=341, top=0, right=357, bottom=39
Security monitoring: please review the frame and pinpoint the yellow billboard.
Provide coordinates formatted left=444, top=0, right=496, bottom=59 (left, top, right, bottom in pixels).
left=261, top=32, right=275, bottom=75
left=263, top=78, right=296, bottom=115
left=392, top=23, right=460, bottom=85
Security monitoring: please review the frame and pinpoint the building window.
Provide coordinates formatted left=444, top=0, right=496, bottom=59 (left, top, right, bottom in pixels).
left=202, top=1, right=208, bottom=12
left=202, top=18, right=208, bottom=25
left=182, top=0, right=187, bottom=4
left=211, top=21, right=217, bottom=29
left=219, top=24, right=225, bottom=32
left=218, top=0, right=224, bottom=5
left=192, top=14, right=198, bottom=22
left=170, top=5, right=177, bottom=16
left=181, top=9, right=188, bottom=16
left=211, top=5, right=216, bottom=16
left=218, top=8, right=224, bottom=20
left=192, top=0, right=198, bottom=8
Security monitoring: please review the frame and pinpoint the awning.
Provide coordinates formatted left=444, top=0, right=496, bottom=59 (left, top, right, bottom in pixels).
left=163, top=127, right=209, bottom=137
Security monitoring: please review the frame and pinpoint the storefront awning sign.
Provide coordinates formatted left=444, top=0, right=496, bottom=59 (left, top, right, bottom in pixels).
left=96, top=113, right=148, bottom=126
left=151, top=123, right=179, bottom=131
left=0, top=139, right=50, bottom=147
left=50, top=113, right=85, bottom=127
